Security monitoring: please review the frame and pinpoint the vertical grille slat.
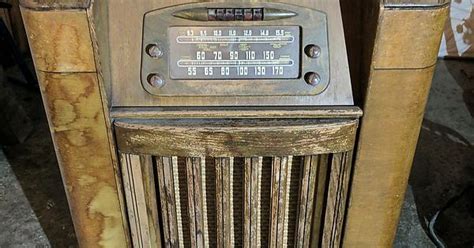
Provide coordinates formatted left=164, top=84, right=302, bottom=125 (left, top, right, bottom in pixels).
left=215, top=157, right=232, bottom=248
left=185, top=158, right=205, bottom=247
left=321, top=153, right=352, bottom=248
left=155, top=157, right=179, bottom=247
left=295, top=155, right=327, bottom=248
left=270, top=157, right=290, bottom=248
left=287, top=156, right=302, bottom=247
left=244, top=157, right=263, bottom=248
left=120, top=152, right=353, bottom=248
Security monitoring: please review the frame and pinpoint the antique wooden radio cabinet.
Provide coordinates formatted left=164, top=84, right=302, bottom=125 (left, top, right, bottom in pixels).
left=20, top=0, right=449, bottom=247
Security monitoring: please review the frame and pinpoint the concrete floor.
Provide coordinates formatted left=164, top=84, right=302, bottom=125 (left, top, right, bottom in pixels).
left=0, top=59, right=473, bottom=247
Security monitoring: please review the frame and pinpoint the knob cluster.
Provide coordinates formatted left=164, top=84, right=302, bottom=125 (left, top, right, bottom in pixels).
left=146, top=44, right=165, bottom=88
left=304, top=44, right=322, bottom=86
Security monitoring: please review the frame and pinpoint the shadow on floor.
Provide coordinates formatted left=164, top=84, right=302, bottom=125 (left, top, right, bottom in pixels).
left=409, top=59, right=474, bottom=248
left=1, top=77, right=77, bottom=247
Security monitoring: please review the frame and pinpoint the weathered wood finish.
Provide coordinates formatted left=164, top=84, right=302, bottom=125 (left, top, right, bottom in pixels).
left=20, top=0, right=90, bottom=9
left=186, top=158, right=205, bottom=248
left=21, top=4, right=130, bottom=246
left=321, top=152, right=352, bottom=248
left=120, top=154, right=154, bottom=248
left=295, top=155, right=327, bottom=248
left=215, top=158, right=232, bottom=248
left=156, top=157, right=179, bottom=247
left=269, top=157, right=289, bottom=248
left=384, top=0, right=448, bottom=5
left=30, top=71, right=128, bottom=247
left=118, top=151, right=354, bottom=248
left=373, top=6, right=450, bottom=69
left=21, top=8, right=95, bottom=72
left=115, top=119, right=358, bottom=157
left=111, top=107, right=362, bottom=120
left=343, top=3, right=450, bottom=247
left=91, top=0, right=353, bottom=107
left=244, top=157, right=262, bottom=248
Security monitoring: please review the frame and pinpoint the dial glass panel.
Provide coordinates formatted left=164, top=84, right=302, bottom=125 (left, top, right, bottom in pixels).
left=168, top=26, right=301, bottom=79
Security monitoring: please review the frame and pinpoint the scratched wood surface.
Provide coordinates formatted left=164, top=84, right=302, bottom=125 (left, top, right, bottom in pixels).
left=343, top=3, right=449, bottom=248
left=269, top=157, right=289, bottom=248
left=115, top=118, right=358, bottom=157
left=87, top=0, right=354, bottom=107
left=215, top=157, right=232, bottom=248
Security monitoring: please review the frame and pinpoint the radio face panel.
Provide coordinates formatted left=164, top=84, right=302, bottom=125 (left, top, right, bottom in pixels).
left=141, top=2, right=330, bottom=97
left=168, top=26, right=301, bottom=80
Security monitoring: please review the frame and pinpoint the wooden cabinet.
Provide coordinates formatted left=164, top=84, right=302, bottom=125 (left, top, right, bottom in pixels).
left=20, top=0, right=448, bottom=247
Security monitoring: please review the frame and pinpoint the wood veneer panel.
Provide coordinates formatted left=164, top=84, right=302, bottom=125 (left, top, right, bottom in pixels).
left=373, top=6, right=450, bottom=69
left=344, top=67, right=436, bottom=247
left=37, top=72, right=127, bottom=247
left=101, top=0, right=353, bottom=107
left=384, top=0, right=448, bottom=5
left=21, top=8, right=96, bottom=72
left=343, top=2, right=448, bottom=247
left=115, top=119, right=358, bottom=157
left=20, top=0, right=91, bottom=9
left=111, top=107, right=363, bottom=120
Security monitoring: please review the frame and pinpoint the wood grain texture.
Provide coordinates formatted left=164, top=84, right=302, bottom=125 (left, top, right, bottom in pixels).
left=295, top=156, right=321, bottom=248
left=373, top=6, right=450, bottom=69
left=21, top=8, right=96, bottom=72
left=36, top=72, right=127, bottom=247
left=215, top=158, right=232, bottom=248
left=186, top=157, right=205, bottom=248
left=310, top=155, right=329, bottom=248
left=156, top=157, right=179, bottom=247
left=343, top=3, right=449, bottom=247
left=111, top=107, right=363, bottom=120
left=244, top=157, right=262, bottom=248
left=344, top=68, right=436, bottom=247
left=321, top=152, right=352, bottom=248
left=20, top=0, right=91, bottom=9
left=384, top=0, right=448, bottom=5
left=140, top=155, right=161, bottom=248
left=91, top=0, right=353, bottom=107
left=115, top=119, right=358, bottom=157
left=120, top=154, right=154, bottom=248
left=269, top=157, right=289, bottom=248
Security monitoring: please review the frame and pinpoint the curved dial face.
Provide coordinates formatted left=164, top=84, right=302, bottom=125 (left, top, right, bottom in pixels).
left=168, top=26, right=300, bottom=80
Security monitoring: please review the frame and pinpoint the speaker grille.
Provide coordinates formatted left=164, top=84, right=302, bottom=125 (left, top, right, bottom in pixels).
left=120, top=153, right=352, bottom=248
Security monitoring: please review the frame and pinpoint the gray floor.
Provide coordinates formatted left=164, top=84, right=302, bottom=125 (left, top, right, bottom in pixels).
left=0, top=59, right=472, bottom=247
left=0, top=150, right=50, bottom=247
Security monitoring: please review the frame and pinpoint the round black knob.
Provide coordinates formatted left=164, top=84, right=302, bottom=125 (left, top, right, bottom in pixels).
left=305, top=45, right=321, bottom=58
left=305, top=72, right=321, bottom=86
left=146, top=44, right=164, bottom=58
left=147, top=73, right=165, bottom=88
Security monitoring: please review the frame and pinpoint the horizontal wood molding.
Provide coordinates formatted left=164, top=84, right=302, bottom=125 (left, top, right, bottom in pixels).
left=21, top=8, right=96, bottom=72
left=115, top=118, right=359, bottom=157
left=37, top=72, right=127, bottom=247
left=111, top=107, right=363, bottom=120
left=384, top=0, right=449, bottom=6
left=20, top=0, right=91, bottom=10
